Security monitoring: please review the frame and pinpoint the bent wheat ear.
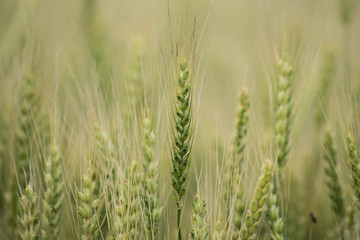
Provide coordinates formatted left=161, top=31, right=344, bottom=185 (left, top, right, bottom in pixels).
left=324, top=128, right=346, bottom=237
left=171, top=57, right=193, bottom=240
left=240, top=159, right=273, bottom=240
left=346, top=130, right=360, bottom=203
left=275, top=56, right=293, bottom=171
left=78, top=168, right=101, bottom=240
left=189, top=194, right=209, bottom=240
left=41, top=143, right=64, bottom=240
left=18, top=182, right=40, bottom=240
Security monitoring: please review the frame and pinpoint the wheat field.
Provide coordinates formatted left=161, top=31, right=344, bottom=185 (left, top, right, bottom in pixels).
left=0, top=0, right=360, bottom=239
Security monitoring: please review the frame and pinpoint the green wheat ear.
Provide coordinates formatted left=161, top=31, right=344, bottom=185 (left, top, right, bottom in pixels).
left=41, top=142, right=64, bottom=240
left=230, top=87, right=250, bottom=239
left=346, top=130, right=360, bottom=204
left=171, top=56, right=193, bottom=240
left=78, top=167, right=101, bottom=240
left=16, top=73, right=37, bottom=189
left=141, top=115, right=162, bottom=239
left=18, top=181, right=40, bottom=240
left=240, top=159, right=273, bottom=240
left=275, top=56, right=293, bottom=171
left=189, top=193, right=209, bottom=240
left=324, top=127, right=346, bottom=238
left=125, top=159, right=142, bottom=239
left=6, top=73, right=37, bottom=237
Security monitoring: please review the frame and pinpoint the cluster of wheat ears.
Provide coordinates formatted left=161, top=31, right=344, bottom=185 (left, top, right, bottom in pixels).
left=0, top=0, right=359, bottom=239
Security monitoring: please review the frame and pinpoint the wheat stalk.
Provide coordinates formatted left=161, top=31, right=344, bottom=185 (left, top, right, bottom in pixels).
left=171, top=56, right=193, bottom=240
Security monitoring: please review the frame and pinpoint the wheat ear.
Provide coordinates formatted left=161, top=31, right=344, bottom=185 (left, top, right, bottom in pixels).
left=324, top=128, right=346, bottom=237
left=16, top=74, right=37, bottom=188
left=126, top=159, right=142, bottom=239
left=239, top=159, right=273, bottom=240
left=17, top=182, right=40, bottom=240
left=346, top=130, right=360, bottom=203
left=189, top=193, right=209, bottom=240
left=267, top=184, right=285, bottom=240
left=275, top=56, right=293, bottom=171
left=171, top=56, right=193, bottom=240
left=141, top=115, right=162, bottom=239
left=232, top=87, right=250, bottom=239
left=41, top=143, right=64, bottom=240
left=78, top=167, right=101, bottom=240
left=7, top=74, right=37, bottom=237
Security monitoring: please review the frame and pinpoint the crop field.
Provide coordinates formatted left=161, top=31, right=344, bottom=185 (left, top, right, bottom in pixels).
left=0, top=0, right=359, bottom=239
